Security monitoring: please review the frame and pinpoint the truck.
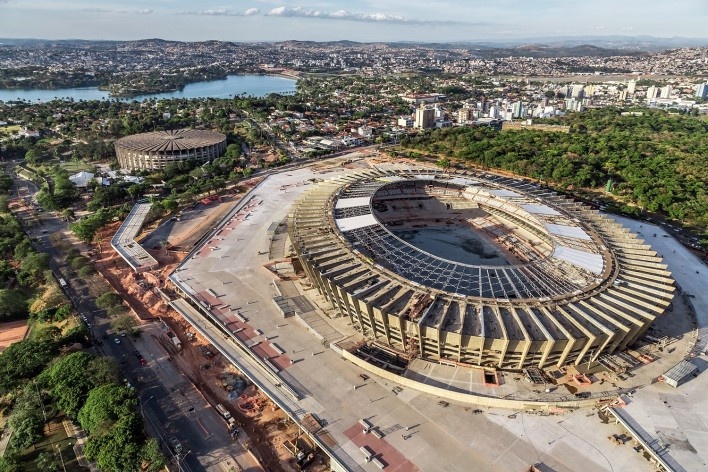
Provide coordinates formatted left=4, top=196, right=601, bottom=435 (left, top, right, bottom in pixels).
left=166, top=331, right=182, bottom=350
left=216, top=403, right=231, bottom=420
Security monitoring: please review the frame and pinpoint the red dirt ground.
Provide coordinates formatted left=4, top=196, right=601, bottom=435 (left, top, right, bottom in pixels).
left=0, top=319, right=30, bottom=353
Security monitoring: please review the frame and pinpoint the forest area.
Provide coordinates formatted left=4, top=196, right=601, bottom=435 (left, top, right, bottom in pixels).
left=399, top=108, right=708, bottom=231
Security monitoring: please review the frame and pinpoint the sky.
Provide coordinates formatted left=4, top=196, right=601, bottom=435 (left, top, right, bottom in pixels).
left=0, top=0, right=707, bottom=43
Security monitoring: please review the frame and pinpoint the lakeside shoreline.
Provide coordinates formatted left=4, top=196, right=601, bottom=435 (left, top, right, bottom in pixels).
left=0, top=74, right=298, bottom=102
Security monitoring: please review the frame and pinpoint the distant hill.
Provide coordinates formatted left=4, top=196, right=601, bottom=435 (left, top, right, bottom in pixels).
left=0, top=36, right=705, bottom=56
left=476, top=44, right=647, bottom=58
left=464, top=35, right=708, bottom=51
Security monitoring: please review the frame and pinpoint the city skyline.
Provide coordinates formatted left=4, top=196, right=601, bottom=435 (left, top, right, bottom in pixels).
left=1, top=0, right=707, bottom=42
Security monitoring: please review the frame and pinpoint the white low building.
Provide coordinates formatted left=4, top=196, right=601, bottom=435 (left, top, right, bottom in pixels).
left=69, top=171, right=95, bottom=188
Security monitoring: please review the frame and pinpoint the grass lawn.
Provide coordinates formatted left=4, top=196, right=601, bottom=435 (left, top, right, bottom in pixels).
left=0, top=125, right=21, bottom=135
left=59, top=160, right=96, bottom=174
left=27, top=316, right=78, bottom=341
left=32, top=159, right=96, bottom=175
left=19, top=416, right=80, bottom=471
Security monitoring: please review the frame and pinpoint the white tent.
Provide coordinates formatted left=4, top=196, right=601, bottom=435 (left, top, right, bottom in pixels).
left=69, top=171, right=95, bottom=188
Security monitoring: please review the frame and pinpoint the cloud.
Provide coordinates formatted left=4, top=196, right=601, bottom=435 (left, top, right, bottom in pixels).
left=79, top=7, right=153, bottom=14
left=264, top=6, right=466, bottom=25
left=178, top=8, right=260, bottom=17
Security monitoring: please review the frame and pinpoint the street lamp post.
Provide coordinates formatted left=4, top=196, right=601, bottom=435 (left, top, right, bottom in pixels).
left=140, top=394, right=155, bottom=417
left=55, top=443, right=68, bottom=472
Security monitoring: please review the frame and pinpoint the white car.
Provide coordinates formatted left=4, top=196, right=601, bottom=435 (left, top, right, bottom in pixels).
left=114, top=338, right=121, bottom=344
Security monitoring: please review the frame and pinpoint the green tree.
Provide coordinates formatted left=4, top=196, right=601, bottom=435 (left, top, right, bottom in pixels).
left=78, top=265, right=96, bottom=278
left=61, top=208, right=75, bottom=221
left=70, top=255, right=90, bottom=271
left=13, top=238, right=34, bottom=260
left=0, top=175, right=14, bottom=194
left=160, top=197, right=179, bottom=213
left=24, top=148, right=43, bottom=165
left=0, top=260, right=14, bottom=285
left=18, top=252, right=50, bottom=286
left=111, top=314, right=137, bottom=333
left=140, top=438, right=166, bottom=472
left=78, top=383, right=137, bottom=435
left=69, top=209, right=113, bottom=243
left=0, top=339, right=55, bottom=394
left=84, top=357, right=121, bottom=386
left=95, top=292, right=122, bottom=310
left=84, top=414, right=144, bottom=472
left=40, top=352, right=96, bottom=419
left=0, top=289, right=27, bottom=321
left=8, top=387, right=45, bottom=450
left=436, top=157, right=451, bottom=169
left=0, top=451, right=22, bottom=472
left=34, top=452, right=60, bottom=472
left=224, top=143, right=242, bottom=159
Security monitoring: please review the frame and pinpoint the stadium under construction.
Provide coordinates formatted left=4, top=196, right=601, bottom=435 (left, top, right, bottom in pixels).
left=289, top=167, right=676, bottom=370
left=166, top=159, right=705, bottom=472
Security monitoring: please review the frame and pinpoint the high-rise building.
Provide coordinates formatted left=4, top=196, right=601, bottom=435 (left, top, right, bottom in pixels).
left=571, top=84, right=585, bottom=98
left=696, top=83, right=708, bottom=100
left=511, top=101, right=524, bottom=119
left=627, top=80, right=636, bottom=94
left=646, top=86, right=658, bottom=101
left=660, top=85, right=672, bottom=99
left=457, top=108, right=472, bottom=123
left=414, top=107, right=435, bottom=129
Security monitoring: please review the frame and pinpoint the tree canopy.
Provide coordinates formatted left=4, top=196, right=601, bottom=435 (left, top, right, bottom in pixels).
left=78, top=383, right=164, bottom=471
left=0, top=339, right=56, bottom=394
left=40, top=352, right=119, bottom=419
left=402, top=108, right=708, bottom=228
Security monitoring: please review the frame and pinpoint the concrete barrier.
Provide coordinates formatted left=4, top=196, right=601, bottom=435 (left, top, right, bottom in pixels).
left=339, top=349, right=603, bottom=410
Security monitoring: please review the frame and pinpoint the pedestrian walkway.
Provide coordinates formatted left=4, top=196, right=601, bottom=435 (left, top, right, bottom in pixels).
left=64, top=419, right=98, bottom=472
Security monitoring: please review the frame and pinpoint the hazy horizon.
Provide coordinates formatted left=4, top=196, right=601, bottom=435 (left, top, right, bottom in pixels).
left=1, top=0, right=707, bottom=43
left=2, top=34, right=708, bottom=45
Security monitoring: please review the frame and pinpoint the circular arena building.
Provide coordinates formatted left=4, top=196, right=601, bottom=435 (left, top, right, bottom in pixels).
left=289, top=167, right=675, bottom=370
left=114, top=129, right=227, bottom=170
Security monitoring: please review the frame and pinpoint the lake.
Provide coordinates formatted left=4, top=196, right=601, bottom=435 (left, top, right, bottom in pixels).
left=0, top=75, right=297, bottom=102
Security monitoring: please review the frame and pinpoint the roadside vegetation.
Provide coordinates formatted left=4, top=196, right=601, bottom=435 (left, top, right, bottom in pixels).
left=0, top=208, right=64, bottom=323
left=0, top=341, right=165, bottom=472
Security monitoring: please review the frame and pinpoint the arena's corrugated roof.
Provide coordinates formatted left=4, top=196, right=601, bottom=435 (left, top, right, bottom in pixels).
left=114, top=129, right=226, bottom=153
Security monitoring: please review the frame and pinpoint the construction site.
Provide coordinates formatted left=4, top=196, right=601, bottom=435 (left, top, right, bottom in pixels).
left=290, top=168, right=675, bottom=371
left=102, top=155, right=707, bottom=472
left=89, top=178, right=329, bottom=471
